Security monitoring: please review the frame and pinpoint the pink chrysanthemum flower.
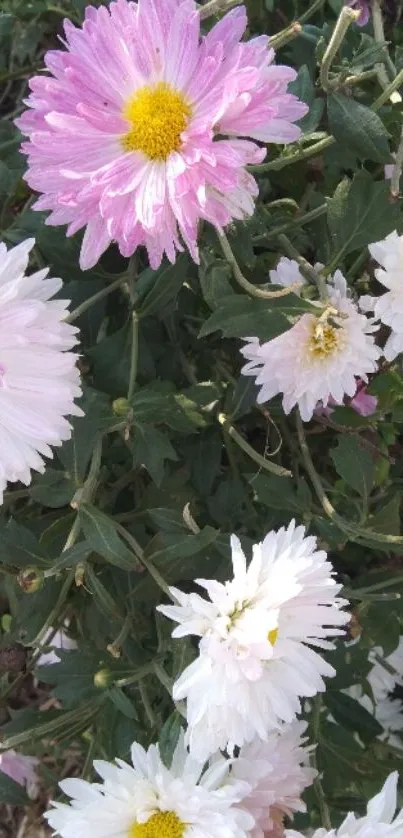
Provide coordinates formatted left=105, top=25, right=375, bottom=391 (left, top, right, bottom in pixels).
left=17, top=0, right=308, bottom=270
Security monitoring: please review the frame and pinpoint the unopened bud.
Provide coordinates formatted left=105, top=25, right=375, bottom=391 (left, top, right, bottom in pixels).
left=107, top=643, right=121, bottom=659
left=93, top=668, right=113, bottom=689
left=112, top=397, right=130, bottom=417
left=18, top=567, right=45, bottom=594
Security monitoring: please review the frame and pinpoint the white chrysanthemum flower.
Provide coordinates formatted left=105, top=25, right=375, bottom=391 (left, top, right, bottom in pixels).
left=269, top=257, right=305, bottom=294
left=45, top=732, right=254, bottom=838
left=159, top=521, right=348, bottom=761
left=232, top=722, right=316, bottom=838
left=368, top=637, right=403, bottom=701
left=286, top=772, right=403, bottom=838
left=360, top=231, right=403, bottom=360
left=0, top=238, right=82, bottom=502
left=241, top=264, right=380, bottom=422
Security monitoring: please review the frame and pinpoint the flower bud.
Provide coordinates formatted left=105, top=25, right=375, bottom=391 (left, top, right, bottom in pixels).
left=112, top=397, right=130, bottom=417
left=18, top=568, right=45, bottom=594
left=93, top=668, right=113, bottom=689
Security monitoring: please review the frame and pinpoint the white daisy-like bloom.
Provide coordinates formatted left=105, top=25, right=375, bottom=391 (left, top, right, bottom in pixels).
left=0, top=238, right=82, bottom=502
left=286, top=772, right=403, bottom=838
left=269, top=257, right=305, bottom=294
left=36, top=623, right=77, bottom=667
left=232, top=721, right=316, bottom=838
left=45, top=732, right=254, bottom=838
left=368, top=637, right=403, bottom=701
left=360, top=231, right=403, bottom=361
left=241, top=260, right=380, bottom=422
left=159, top=521, right=348, bottom=761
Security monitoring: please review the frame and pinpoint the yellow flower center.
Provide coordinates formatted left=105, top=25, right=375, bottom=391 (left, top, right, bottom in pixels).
left=122, top=82, right=191, bottom=160
left=308, top=319, right=342, bottom=359
left=268, top=628, right=279, bottom=646
left=129, top=812, right=185, bottom=838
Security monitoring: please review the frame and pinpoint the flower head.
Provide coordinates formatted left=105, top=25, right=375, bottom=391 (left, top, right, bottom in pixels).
left=348, top=0, right=370, bottom=26
left=0, top=750, right=38, bottom=798
left=0, top=238, right=82, bottom=503
left=360, top=231, right=403, bottom=361
left=232, top=722, right=316, bottom=838
left=159, top=521, right=348, bottom=761
left=241, top=260, right=380, bottom=422
left=45, top=732, right=254, bottom=838
left=17, top=0, right=307, bottom=270
left=287, top=772, right=403, bottom=838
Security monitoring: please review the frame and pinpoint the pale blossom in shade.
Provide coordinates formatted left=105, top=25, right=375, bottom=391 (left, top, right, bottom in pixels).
left=45, top=732, right=254, bottom=838
left=368, top=637, right=403, bottom=701
left=348, top=0, right=370, bottom=26
left=232, top=722, right=316, bottom=838
left=0, top=238, right=82, bottom=503
left=16, top=0, right=308, bottom=271
left=241, top=262, right=380, bottom=422
left=287, top=772, right=403, bottom=838
left=0, top=750, right=39, bottom=798
left=36, top=623, right=77, bottom=667
left=159, top=521, right=348, bottom=761
left=360, top=231, right=403, bottom=361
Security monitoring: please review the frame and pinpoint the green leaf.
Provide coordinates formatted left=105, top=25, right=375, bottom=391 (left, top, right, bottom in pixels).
left=370, top=495, right=401, bottom=536
left=199, top=295, right=309, bottom=341
left=159, top=712, right=182, bottom=768
left=0, top=520, right=49, bottom=568
left=79, top=505, right=136, bottom=571
left=325, top=691, right=383, bottom=744
left=199, top=256, right=233, bottom=310
left=58, top=389, right=109, bottom=484
left=330, top=435, right=375, bottom=499
left=250, top=474, right=311, bottom=513
left=0, top=772, right=28, bottom=805
left=30, top=468, right=75, bottom=508
left=108, top=686, right=138, bottom=720
left=327, top=170, right=403, bottom=259
left=289, top=65, right=324, bottom=133
left=85, top=564, right=123, bottom=620
left=137, top=257, right=189, bottom=318
left=130, top=423, right=178, bottom=486
left=35, top=650, right=100, bottom=708
left=328, top=93, right=391, bottom=163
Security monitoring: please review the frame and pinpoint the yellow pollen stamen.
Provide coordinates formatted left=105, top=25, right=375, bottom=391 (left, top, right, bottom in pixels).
left=308, top=319, right=342, bottom=359
left=129, top=811, right=185, bottom=838
left=122, top=82, right=191, bottom=160
left=268, top=628, right=279, bottom=646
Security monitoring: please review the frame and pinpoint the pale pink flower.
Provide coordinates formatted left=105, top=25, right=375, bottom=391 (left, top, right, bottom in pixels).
left=0, top=238, right=82, bottom=502
left=349, top=380, right=377, bottom=417
left=0, top=750, right=39, bottom=798
left=348, top=0, right=370, bottom=26
left=17, top=0, right=307, bottom=270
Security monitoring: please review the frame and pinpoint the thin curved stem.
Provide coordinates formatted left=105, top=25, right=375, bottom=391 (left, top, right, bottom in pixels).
left=218, top=230, right=302, bottom=299
left=66, top=275, right=128, bottom=323
left=218, top=413, right=291, bottom=477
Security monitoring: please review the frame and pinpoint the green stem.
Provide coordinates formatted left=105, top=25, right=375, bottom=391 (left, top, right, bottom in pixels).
left=116, top=523, right=174, bottom=600
left=320, top=7, right=360, bottom=93
left=277, top=234, right=328, bottom=299
left=255, top=204, right=328, bottom=243
left=128, top=311, right=139, bottom=401
left=66, top=275, right=128, bottom=323
left=198, top=0, right=241, bottom=19
left=218, top=230, right=302, bottom=299
left=270, top=22, right=302, bottom=50
left=311, top=697, right=332, bottom=830
left=250, top=135, right=335, bottom=174
left=218, top=413, right=291, bottom=477
left=373, top=67, right=403, bottom=110
left=298, top=0, right=326, bottom=25
left=391, top=125, right=403, bottom=198
left=371, top=0, right=396, bottom=88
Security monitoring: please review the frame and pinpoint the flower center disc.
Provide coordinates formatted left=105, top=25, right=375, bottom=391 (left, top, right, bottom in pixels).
left=122, top=82, right=191, bottom=160
left=308, top=321, right=341, bottom=359
left=130, top=811, right=185, bottom=838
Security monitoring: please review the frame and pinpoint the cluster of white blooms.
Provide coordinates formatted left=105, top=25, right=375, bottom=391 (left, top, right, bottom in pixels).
left=241, top=232, right=403, bottom=422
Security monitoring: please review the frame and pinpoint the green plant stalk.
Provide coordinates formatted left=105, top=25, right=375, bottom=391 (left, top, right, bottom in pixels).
left=311, top=696, right=332, bottom=830
left=277, top=234, right=328, bottom=300
left=391, top=125, right=403, bottom=198
left=320, top=7, right=360, bottom=92
left=250, top=135, right=335, bottom=174
left=116, top=523, right=175, bottom=600
left=128, top=310, right=139, bottom=401
left=218, top=413, right=291, bottom=477
left=66, top=275, right=129, bottom=323
left=218, top=230, right=302, bottom=299
left=198, top=0, right=241, bottom=19
left=254, top=204, right=328, bottom=243
left=270, top=22, right=302, bottom=50
left=298, top=0, right=326, bottom=25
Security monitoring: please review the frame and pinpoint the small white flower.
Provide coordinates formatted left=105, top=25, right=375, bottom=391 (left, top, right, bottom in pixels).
left=232, top=721, right=316, bottom=838
left=241, top=264, right=380, bottom=422
left=368, top=637, right=403, bottom=701
left=269, top=257, right=305, bottom=294
left=159, top=521, right=348, bottom=761
left=37, top=623, right=77, bottom=667
left=360, top=230, right=403, bottom=360
left=45, top=732, right=254, bottom=838
left=286, top=772, right=403, bottom=838
left=0, top=238, right=82, bottom=502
